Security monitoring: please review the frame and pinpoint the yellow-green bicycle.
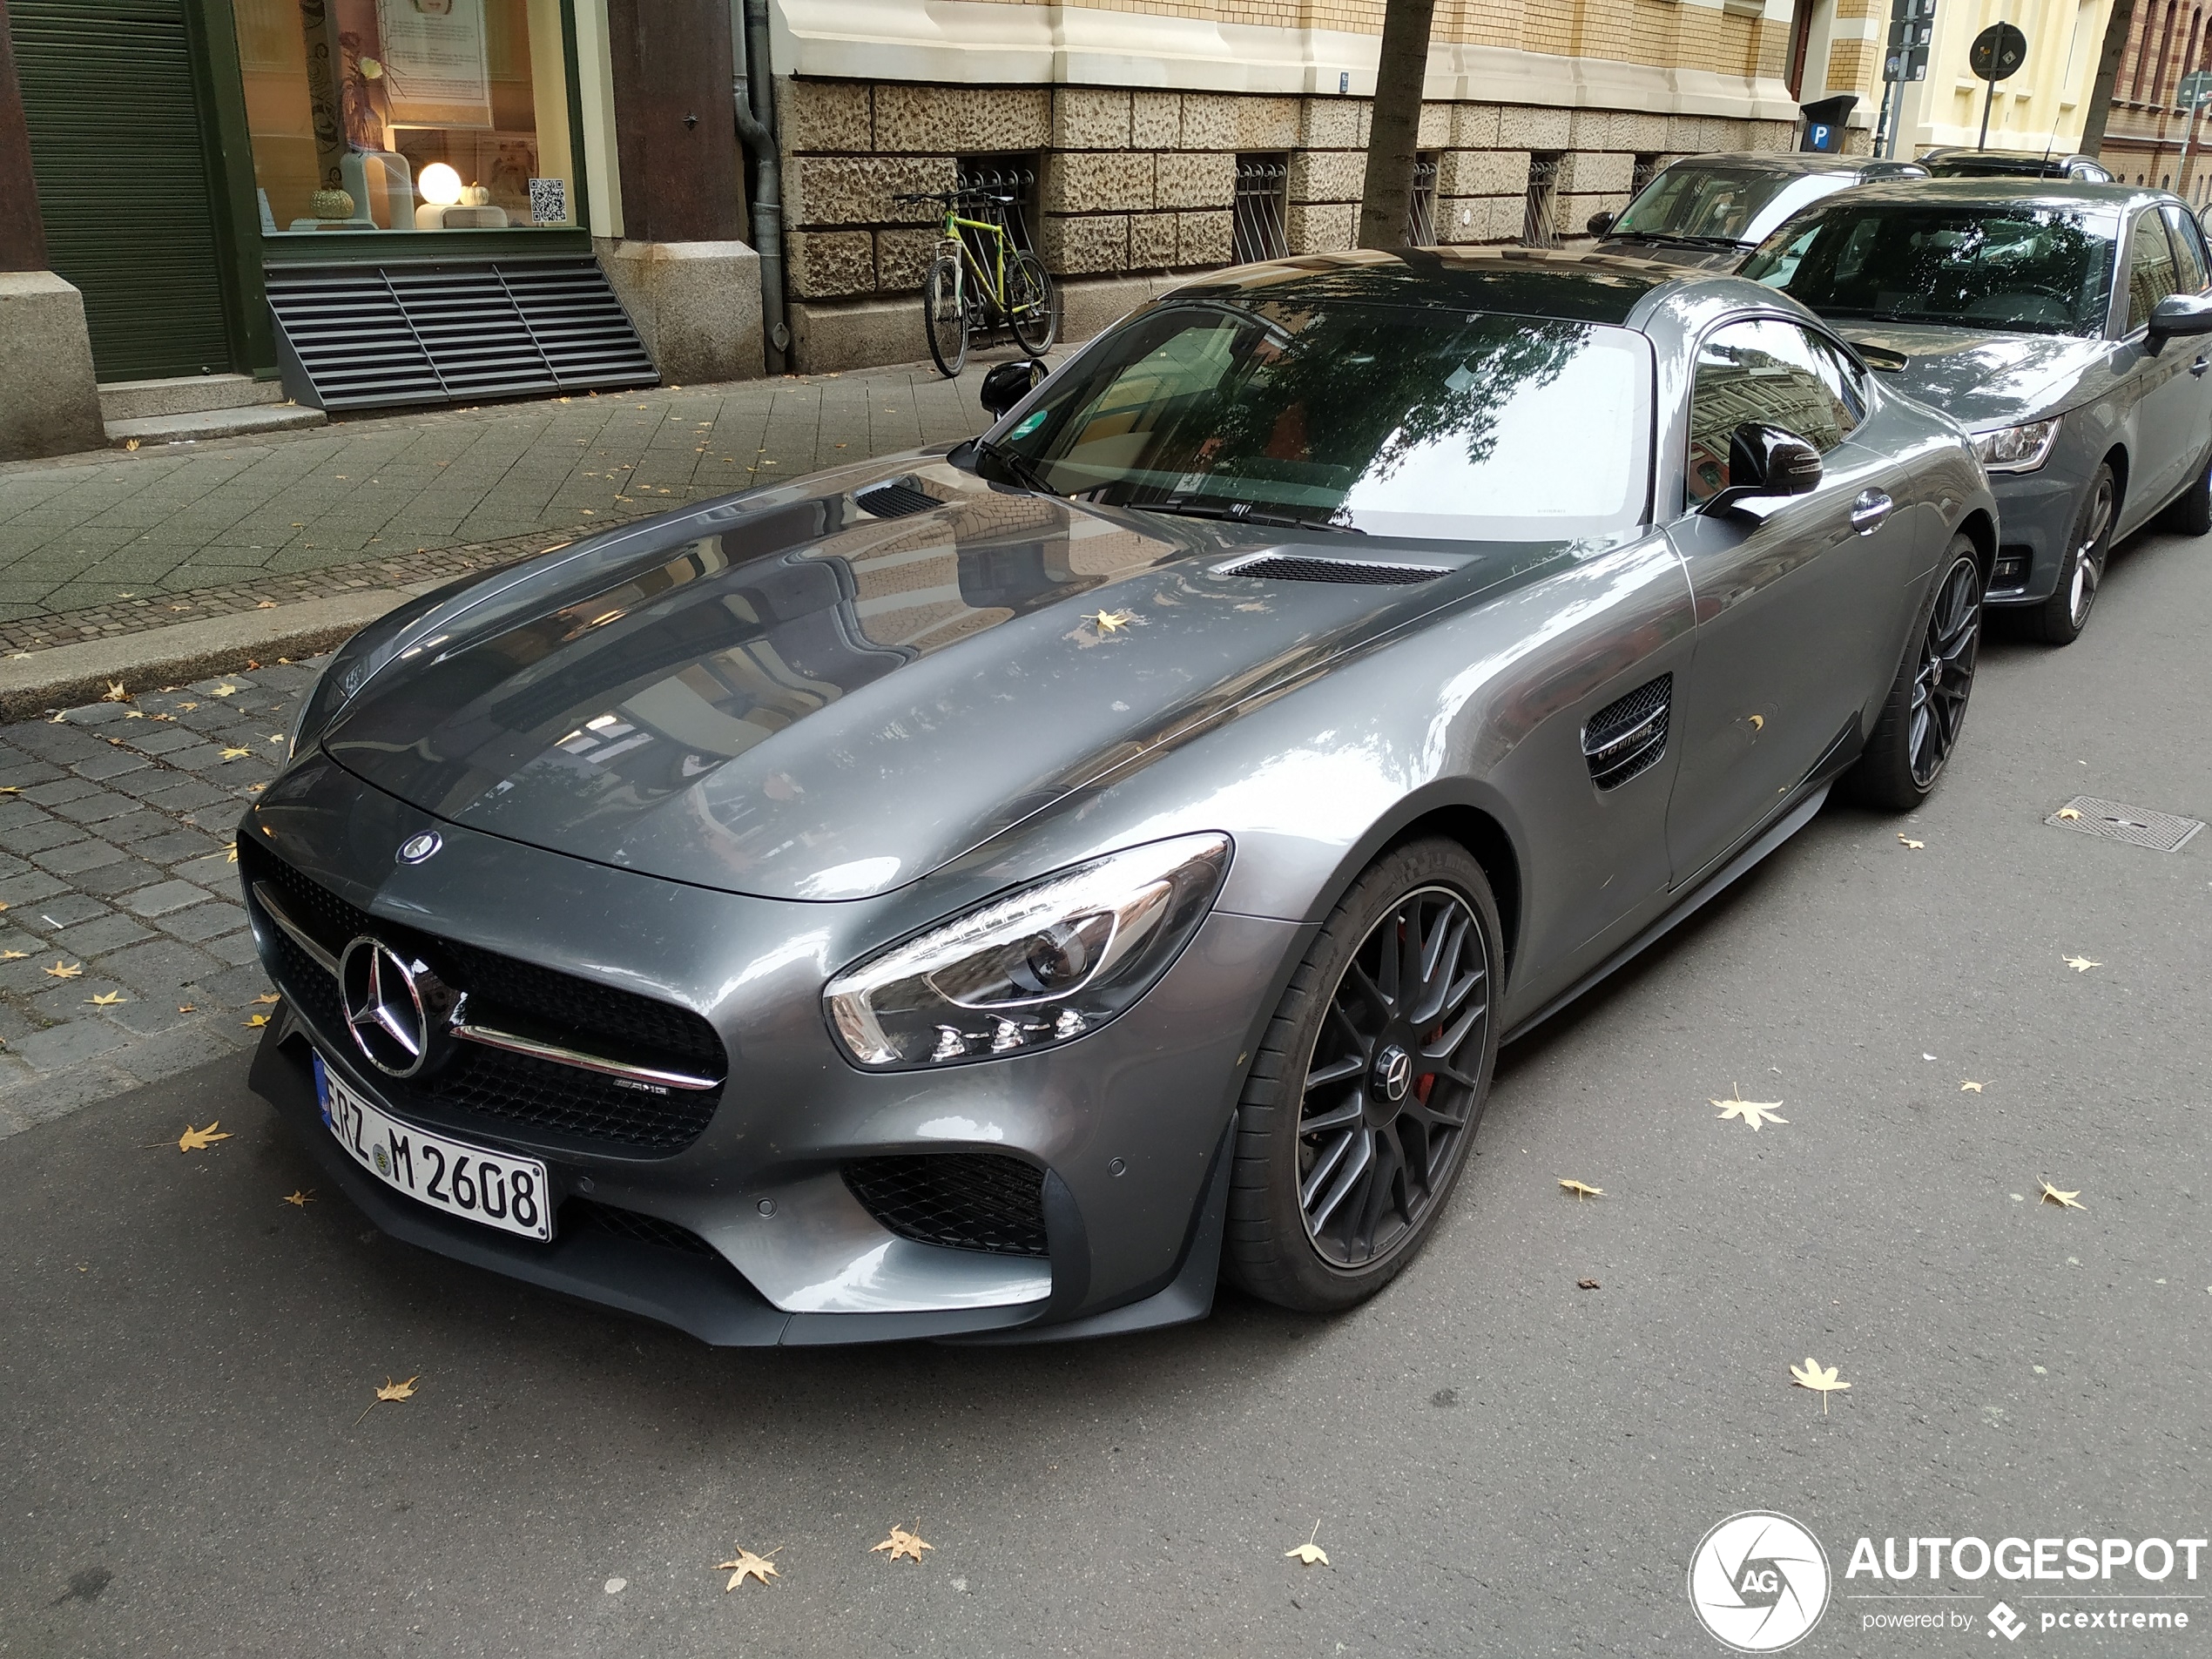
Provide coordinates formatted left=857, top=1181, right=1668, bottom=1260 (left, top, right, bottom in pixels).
left=897, top=186, right=1058, bottom=377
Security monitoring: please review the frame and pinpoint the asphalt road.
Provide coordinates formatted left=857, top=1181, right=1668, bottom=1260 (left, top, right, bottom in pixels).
left=3, top=525, right=2208, bottom=1658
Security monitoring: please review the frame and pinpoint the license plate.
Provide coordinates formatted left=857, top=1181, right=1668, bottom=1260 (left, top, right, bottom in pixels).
left=314, top=1053, right=553, bottom=1242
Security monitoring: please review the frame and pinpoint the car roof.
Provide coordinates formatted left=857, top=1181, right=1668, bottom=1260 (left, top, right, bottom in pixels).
left=1919, top=146, right=2101, bottom=167
left=1801, top=175, right=2172, bottom=214
left=1168, top=246, right=1696, bottom=327
left=1649, top=149, right=1889, bottom=177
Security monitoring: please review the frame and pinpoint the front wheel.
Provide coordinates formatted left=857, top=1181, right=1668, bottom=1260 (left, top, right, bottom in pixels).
left=1844, top=534, right=1981, bottom=810
left=1006, top=251, right=1058, bottom=354
left=921, top=251, right=968, bottom=379
left=2159, top=443, right=2212, bottom=536
left=2034, top=462, right=2115, bottom=644
left=1224, top=839, right=1500, bottom=1313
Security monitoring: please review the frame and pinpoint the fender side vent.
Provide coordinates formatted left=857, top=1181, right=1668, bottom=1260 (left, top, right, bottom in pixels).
left=1583, top=673, right=1671, bottom=791
left=844, top=1154, right=1049, bottom=1257
left=1222, top=552, right=1450, bottom=585
left=854, top=480, right=941, bottom=519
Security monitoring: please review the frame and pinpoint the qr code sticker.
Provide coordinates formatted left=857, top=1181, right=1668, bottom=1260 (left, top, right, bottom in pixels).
left=528, top=178, right=568, bottom=225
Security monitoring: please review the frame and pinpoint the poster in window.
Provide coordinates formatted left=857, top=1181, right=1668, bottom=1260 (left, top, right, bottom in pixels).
left=374, top=0, right=492, bottom=129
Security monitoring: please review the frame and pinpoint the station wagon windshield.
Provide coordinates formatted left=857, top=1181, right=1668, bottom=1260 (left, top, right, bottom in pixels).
left=1610, top=165, right=1857, bottom=247
left=1743, top=203, right=2116, bottom=336
left=987, top=302, right=1654, bottom=541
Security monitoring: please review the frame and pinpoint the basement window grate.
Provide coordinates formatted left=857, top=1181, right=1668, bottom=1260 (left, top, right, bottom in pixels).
left=2044, top=796, right=2205, bottom=853
left=1219, top=553, right=1451, bottom=585
left=1234, top=154, right=1291, bottom=262
left=266, top=258, right=657, bottom=412
left=1408, top=152, right=1440, bottom=246
left=1582, top=674, right=1671, bottom=790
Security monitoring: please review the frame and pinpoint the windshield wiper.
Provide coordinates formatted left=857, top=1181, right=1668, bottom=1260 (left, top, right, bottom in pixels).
left=1611, top=229, right=1745, bottom=250
left=1127, top=497, right=1364, bottom=536
left=977, top=438, right=1055, bottom=495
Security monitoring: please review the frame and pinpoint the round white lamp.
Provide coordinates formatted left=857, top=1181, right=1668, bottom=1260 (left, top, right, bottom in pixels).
left=415, top=163, right=463, bottom=229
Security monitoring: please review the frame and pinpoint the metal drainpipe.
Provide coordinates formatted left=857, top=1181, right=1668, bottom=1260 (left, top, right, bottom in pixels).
left=732, top=0, right=790, bottom=374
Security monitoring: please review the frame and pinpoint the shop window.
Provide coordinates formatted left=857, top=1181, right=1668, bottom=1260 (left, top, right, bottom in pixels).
left=232, top=0, right=577, bottom=236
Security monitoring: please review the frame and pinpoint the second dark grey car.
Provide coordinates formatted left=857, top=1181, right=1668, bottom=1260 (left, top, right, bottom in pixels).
left=241, top=250, right=1995, bottom=1346
left=1744, top=179, right=2212, bottom=641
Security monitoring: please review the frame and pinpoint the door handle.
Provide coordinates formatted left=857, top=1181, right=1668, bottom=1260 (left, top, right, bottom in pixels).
left=2191, top=355, right=2209, bottom=376
left=1849, top=489, right=1893, bottom=534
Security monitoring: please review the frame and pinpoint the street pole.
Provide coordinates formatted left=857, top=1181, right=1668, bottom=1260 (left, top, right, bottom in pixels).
left=1978, top=74, right=1997, bottom=151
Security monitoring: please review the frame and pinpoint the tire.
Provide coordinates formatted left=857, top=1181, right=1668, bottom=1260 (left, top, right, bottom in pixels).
left=2158, top=443, right=2212, bottom=536
left=1224, top=838, right=1501, bottom=1313
left=1006, top=251, right=1059, bottom=354
left=1844, top=533, right=1982, bottom=811
left=922, top=251, right=968, bottom=379
left=2033, top=462, right=2116, bottom=644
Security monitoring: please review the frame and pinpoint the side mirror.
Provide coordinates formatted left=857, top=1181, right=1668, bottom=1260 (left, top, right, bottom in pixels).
left=2148, top=290, right=2212, bottom=343
left=1586, top=211, right=1615, bottom=238
left=981, top=358, right=1047, bottom=419
left=1702, top=421, right=1823, bottom=515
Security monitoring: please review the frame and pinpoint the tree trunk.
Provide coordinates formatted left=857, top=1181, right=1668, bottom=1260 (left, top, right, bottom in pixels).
left=2078, top=0, right=2138, bottom=158
left=1357, top=0, right=1439, bottom=248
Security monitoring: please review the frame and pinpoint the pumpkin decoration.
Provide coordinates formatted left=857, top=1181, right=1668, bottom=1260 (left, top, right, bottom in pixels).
left=461, top=183, right=491, bottom=207
left=311, top=187, right=356, bottom=220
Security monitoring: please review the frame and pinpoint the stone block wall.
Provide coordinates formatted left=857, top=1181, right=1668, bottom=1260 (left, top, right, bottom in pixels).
left=777, top=77, right=1795, bottom=370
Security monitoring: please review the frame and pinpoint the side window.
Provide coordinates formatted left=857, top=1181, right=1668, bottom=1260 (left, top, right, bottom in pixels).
left=2126, top=209, right=2182, bottom=333
left=2161, top=203, right=2209, bottom=292
left=1684, top=320, right=1851, bottom=505
left=1803, top=334, right=1867, bottom=435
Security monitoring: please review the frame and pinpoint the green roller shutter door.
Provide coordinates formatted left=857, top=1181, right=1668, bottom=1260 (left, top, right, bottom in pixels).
left=11, top=0, right=236, bottom=380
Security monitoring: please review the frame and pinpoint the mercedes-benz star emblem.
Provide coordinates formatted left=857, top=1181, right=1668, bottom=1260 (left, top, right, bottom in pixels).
left=396, top=831, right=442, bottom=865
left=1375, top=1044, right=1413, bottom=1103
left=339, top=937, right=435, bottom=1077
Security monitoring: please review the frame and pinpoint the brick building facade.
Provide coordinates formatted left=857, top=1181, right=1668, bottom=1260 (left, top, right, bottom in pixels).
left=2101, top=0, right=2212, bottom=199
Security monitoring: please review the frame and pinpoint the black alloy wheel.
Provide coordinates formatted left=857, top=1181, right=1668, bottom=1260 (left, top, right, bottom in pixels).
left=1225, top=840, right=1501, bottom=1312
left=2035, top=463, right=2114, bottom=644
left=1907, top=552, right=1981, bottom=788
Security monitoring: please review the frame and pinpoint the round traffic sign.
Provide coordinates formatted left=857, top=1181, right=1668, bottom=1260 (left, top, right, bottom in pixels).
left=1971, top=22, right=2029, bottom=82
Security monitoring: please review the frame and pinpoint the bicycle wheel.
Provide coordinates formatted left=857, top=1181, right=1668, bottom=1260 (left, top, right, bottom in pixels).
left=922, top=251, right=968, bottom=378
left=1007, top=251, right=1058, bottom=354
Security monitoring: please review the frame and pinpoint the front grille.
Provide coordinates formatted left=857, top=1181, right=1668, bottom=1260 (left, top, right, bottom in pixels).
left=855, top=480, right=941, bottom=519
left=561, top=1197, right=721, bottom=1257
left=1225, top=554, right=1449, bottom=585
left=1582, top=673, right=1671, bottom=791
left=242, top=840, right=727, bottom=1155
left=844, top=1154, right=1049, bottom=1258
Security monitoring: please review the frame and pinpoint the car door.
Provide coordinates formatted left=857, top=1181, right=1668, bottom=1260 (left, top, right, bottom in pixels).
left=2114, top=206, right=2194, bottom=515
left=2159, top=203, right=2212, bottom=469
left=1662, top=316, right=1912, bottom=886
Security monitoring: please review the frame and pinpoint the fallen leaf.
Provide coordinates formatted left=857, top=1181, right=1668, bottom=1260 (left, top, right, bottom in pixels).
left=1790, top=1357, right=1851, bottom=1413
left=99, top=681, right=129, bottom=702
left=176, top=1122, right=231, bottom=1152
left=1285, top=1520, right=1330, bottom=1567
left=1898, top=834, right=1924, bottom=849
left=2040, top=1181, right=2086, bottom=1211
left=283, top=1189, right=315, bottom=1207
left=2056, top=806, right=2082, bottom=820
left=0, top=786, right=16, bottom=793
left=355, top=1374, right=420, bottom=1426
left=125, top=710, right=144, bottom=718
left=253, top=991, right=281, bottom=1004
left=870, top=1525, right=933, bottom=1564
left=1576, top=1278, right=1601, bottom=1290
left=1083, top=610, right=1135, bottom=635
left=220, top=746, right=253, bottom=761
left=2063, top=954, right=2101, bottom=973
left=211, top=683, right=239, bottom=697
left=176, top=1003, right=196, bottom=1013
left=245, top=1013, right=270, bottom=1028
left=0, top=950, right=24, bottom=962
left=43, top=961, right=84, bottom=980
left=1558, top=1178, right=1604, bottom=1200
left=85, top=991, right=125, bottom=1007
left=1959, top=1081, right=1984, bottom=1092
left=1712, top=1085, right=1787, bottom=1130
left=715, top=1545, right=781, bottom=1589
left=179, top=701, right=197, bottom=711
left=125, top=437, right=140, bottom=450
left=226, top=845, right=239, bottom=862
left=256, top=600, right=278, bottom=610
left=1747, top=713, right=1764, bottom=730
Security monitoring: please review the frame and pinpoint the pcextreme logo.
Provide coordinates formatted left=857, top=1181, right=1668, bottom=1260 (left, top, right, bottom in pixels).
left=1688, top=1512, right=1831, bottom=1652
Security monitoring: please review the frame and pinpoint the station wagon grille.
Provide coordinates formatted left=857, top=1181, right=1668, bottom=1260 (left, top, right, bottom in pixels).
left=843, top=1154, right=1049, bottom=1257
left=241, top=840, right=727, bottom=1155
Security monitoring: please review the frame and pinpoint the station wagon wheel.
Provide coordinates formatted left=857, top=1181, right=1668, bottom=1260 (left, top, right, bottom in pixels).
left=1908, top=553, right=1982, bottom=788
left=2035, top=462, right=2114, bottom=644
left=1224, top=840, right=1501, bottom=1312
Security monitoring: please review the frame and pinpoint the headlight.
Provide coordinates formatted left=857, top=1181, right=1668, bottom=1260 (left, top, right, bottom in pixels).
left=1972, top=417, right=2061, bottom=474
left=825, top=833, right=1231, bottom=1069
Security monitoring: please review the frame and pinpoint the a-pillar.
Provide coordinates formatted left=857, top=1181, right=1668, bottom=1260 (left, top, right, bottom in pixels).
left=597, top=0, right=765, bottom=382
left=0, top=0, right=104, bottom=459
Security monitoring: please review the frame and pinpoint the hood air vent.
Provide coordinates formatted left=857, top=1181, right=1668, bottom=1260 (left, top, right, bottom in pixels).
left=1221, top=552, right=1452, bottom=585
left=1582, top=673, right=1671, bottom=790
left=854, top=480, right=942, bottom=519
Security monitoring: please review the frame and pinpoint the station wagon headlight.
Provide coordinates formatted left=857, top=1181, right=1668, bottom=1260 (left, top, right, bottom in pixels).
left=825, top=833, right=1231, bottom=1069
left=1972, top=417, right=2061, bottom=474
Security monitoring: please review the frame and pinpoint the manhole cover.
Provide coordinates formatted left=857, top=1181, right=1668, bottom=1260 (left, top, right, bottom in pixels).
left=2045, top=796, right=2205, bottom=853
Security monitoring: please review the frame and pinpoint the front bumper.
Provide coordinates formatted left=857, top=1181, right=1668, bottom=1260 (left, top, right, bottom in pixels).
left=241, top=758, right=1301, bottom=1345
left=1984, top=463, right=2082, bottom=606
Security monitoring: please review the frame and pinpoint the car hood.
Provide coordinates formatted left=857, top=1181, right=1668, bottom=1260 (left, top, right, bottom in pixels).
left=318, top=458, right=1575, bottom=900
left=1594, top=237, right=1744, bottom=272
left=1833, top=323, right=2116, bottom=428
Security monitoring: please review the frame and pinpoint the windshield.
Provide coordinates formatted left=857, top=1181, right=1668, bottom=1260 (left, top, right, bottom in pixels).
left=1611, top=165, right=1857, bottom=246
left=988, top=301, right=1654, bottom=540
left=1741, top=202, right=2116, bottom=336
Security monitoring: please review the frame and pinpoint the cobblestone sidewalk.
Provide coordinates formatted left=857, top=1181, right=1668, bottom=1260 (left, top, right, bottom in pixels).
left=0, top=664, right=322, bottom=1136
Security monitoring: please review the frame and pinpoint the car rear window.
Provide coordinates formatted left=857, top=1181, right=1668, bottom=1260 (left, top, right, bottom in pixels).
left=1743, top=202, right=2117, bottom=336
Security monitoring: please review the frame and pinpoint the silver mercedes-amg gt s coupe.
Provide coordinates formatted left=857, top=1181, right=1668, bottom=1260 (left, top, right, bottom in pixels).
left=244, top=247, right=1997, bottom=1345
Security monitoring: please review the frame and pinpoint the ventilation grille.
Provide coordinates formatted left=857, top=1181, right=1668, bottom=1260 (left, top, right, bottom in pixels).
left=243, top=841, right=725, bottom=1155
left=266, top=260, right=657, bottom=411
left=1582, top=673, right=1671, bottom=790
left=561, top=1198, right=721, bottom=1257
left=844, top=1154, right=1049, bottom=1257
left=1225, top=553, right=1450, bottom=586
left=855, top=481, right=942, bottom=519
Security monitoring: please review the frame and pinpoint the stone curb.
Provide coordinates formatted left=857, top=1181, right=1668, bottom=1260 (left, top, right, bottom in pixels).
left=0, top=590, right=410, bottom=723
